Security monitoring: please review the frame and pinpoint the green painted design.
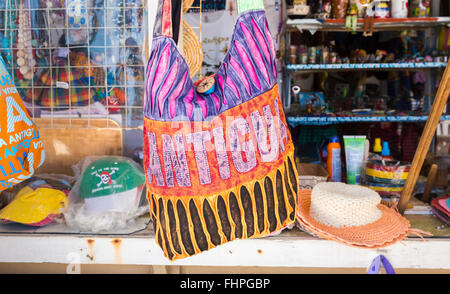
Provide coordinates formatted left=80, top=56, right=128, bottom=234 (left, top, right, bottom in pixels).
left=237, top=0, right=264, bottom=13
left=80, top=156, right=145, bottom=199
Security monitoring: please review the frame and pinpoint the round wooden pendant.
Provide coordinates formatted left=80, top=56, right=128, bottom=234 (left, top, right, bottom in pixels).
left=196, top=76, right=216, bottom=94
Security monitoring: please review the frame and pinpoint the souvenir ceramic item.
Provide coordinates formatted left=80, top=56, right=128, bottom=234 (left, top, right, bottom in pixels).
left=144, top=0, right=298, bottom=261
left=0, top=56, right=45, bottom=192
left=374, top=1, right=390, bottom=18
left=391, top=0, right=408, bottom=18
left=16, top=2, right=36, bottom=80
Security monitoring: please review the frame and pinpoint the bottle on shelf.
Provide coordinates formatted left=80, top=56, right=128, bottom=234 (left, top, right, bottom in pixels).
left=373, top=138, right=383, bottom=154
left=327, top=136, right=342, bottom=182
left=381, top=141, right=394, bottom=160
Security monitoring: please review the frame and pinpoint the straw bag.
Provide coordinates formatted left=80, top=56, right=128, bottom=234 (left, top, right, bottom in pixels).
left=0, top=56, right=45, bottom=192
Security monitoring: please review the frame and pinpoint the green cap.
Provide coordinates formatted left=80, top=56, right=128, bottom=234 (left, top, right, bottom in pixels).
left=79, top=157, right=145, bottom=199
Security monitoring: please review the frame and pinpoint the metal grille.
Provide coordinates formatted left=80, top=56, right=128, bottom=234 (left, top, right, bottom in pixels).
left=0, top=0, right=147, bottom=129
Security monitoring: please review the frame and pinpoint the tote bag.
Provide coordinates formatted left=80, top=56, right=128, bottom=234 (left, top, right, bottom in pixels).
left=0, top=56, right=45, bottom=192
left=144, top=0, right=299, bottom=261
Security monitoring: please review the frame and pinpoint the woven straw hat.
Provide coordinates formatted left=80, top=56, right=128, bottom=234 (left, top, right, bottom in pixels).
left=182, top=0, right=203, bottom=78
left=296, top=182, right=430, bottom=248
left=182, top=19, right=203, bottom=78
left=182, top=0, right=195, bottom=13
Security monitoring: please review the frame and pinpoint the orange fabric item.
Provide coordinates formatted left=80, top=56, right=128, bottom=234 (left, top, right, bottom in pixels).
left=296, top=189, right=431, bottom=248
left=0, top=58, right=45, bottom=192
left=144, top=85, right=298, bottom=261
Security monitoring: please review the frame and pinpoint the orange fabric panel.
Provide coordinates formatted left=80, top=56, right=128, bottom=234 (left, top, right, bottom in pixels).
left=0, top=71, right=45, bottom=192
left=143, top=85, right=293, bottom=197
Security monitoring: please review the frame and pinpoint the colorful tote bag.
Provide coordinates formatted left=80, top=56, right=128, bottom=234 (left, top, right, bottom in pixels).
left=144, top=0, right=299, bottom=260
left=0, top=56, right=45, bottom=192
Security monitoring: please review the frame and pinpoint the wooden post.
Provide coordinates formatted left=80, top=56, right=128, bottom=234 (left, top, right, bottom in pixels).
left=421, top=163, right=438, bottom=203
left=398, top=61, right=450, bottom=215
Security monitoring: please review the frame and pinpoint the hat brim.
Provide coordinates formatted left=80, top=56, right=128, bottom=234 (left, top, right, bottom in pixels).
left=296, top=189, right=411, bottom=248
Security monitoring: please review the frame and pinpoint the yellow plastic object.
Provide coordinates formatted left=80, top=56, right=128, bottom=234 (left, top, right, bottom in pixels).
left=0, top=187, right=67, bottom=225
left=374, top=138, right=382, bottom=153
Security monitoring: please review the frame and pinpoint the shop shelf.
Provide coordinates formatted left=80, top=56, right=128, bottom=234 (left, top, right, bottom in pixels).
left=286, top=62, right=448, bottom=73
left=286, top=17, right=450, bottom=32
left=287, top=114, right=450, bottom=127
left=0, top=214, right=447, bottom=270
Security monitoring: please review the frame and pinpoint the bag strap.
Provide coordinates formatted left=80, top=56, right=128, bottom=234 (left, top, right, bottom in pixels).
left=153, top=0, right=183, bottom=43
left=367, top=255, right=396, bottom=274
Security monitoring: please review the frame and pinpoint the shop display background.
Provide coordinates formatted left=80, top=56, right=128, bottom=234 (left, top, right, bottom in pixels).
left=0, top=0, right=147, bottom=129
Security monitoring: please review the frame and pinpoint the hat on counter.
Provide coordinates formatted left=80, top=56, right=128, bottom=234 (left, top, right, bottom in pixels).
left=296, top=182, right=431, bottom=248
left=0, top=186, right=67, bottom=226
left=144, top=0, right=298, bottom=261
left=79, top=156, right=145, bottom=213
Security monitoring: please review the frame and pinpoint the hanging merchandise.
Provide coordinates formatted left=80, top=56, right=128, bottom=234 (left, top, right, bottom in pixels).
left=16, top=1, right=37, bottom=80
left=63, top=156, right=148, bottom=233
left=0, top=56, right=45, bottom=193
left=23, top=49, right=99, bottom=108
left=296, top=182, right=432, bottom=248
left=144, top=0, right=298, bottom=261
left=66, top=0, right=97, bottom=45
left=0, top=0, right=16, bottom=65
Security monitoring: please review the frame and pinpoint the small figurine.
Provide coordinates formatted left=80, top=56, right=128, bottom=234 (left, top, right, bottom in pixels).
left=375, top=50, right=387, bottom=62
left=345, top=0, right=359, bottom=33
left=363, top=0, right=375, bottom=37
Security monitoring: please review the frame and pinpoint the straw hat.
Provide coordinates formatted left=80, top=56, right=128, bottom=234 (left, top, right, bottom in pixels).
left=182, top=19, right=203, bottom=78
left=296, top=182, right=431, bottom=248
left=182, top=0, right=203, bottom=78
left=182, top=0, right=195, bottom=13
